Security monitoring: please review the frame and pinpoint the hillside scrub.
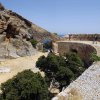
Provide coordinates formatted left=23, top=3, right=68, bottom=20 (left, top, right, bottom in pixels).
left=30, top=39, right=38, bottom=48
left=90, top=52, right=100, bottom=62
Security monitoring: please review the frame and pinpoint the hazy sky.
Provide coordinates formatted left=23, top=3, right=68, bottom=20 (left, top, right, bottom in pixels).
left=0, top=0, right=100, bottom=34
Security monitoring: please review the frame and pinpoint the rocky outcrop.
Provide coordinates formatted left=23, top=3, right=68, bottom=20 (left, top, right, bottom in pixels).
left=0, top=3, right=58, bottom=41
left=0, top=4, right=36, bottom=59
left=0, top=3, right=58, bottom=59
left=0, top=38, right=37, bottom=60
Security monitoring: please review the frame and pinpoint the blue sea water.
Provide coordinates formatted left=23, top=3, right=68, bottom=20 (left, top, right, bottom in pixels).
left=59, top=34, right=65, bottom=37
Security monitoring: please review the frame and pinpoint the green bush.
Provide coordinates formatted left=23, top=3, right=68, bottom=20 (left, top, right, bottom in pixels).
left=90, top=52, right=100, bottom=62
left=36, top=55, right=47, bottom=71
left=36, top=53, right=85, bottom=91
left=56, top=66, right=74, bottom=90
left=1, top=70, right=50, bottom=100
left=30, top=39, right=38, bottom=48
left=65, top=53, right=85, bottom=77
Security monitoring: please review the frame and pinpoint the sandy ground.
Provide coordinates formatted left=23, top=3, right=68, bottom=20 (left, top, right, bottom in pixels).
left=0, top=52, right=48, bottom=84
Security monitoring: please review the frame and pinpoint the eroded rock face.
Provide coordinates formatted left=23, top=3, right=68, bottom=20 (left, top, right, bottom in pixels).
left=0, top=3, right=58, bottom=59
left=12, top=39, right=36, bottom=57
left=0, top=4, right=37, bottom=59
left=0, top=38, right=37, bottom=60
left=0, top=10, right=32, bottom=40
left=0, top=3, right=58, bottom=41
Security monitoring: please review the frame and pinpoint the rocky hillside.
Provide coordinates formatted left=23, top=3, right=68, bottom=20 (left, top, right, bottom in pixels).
left=0, top=3, right=57, bottom=59
left=0, top=3, right=58, bottom=41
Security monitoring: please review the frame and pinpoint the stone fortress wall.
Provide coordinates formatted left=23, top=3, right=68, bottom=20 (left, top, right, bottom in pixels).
left=53, top=42, right=96, bottom=66
left=59, top=34, right=100, bottom=41
left=52, top=61, right=100, bottom=100
left=52, top=41, right=100, bottom=100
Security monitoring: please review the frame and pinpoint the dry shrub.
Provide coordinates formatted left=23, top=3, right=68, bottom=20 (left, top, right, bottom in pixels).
left=57, top=88, right=83, bottom=100
left=67, top=88, right=83, bottom=100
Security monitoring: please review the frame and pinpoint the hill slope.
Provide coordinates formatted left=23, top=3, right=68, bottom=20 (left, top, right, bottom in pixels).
left=0, top=3, right=57, bottom=59
left=0, top=3, right=58, bottom=41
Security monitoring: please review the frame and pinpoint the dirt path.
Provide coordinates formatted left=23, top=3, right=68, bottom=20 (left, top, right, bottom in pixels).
left=0, top=52, right=48, bottom=84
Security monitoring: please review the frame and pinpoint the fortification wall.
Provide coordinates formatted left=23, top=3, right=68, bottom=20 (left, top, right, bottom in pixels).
left=60, top=34, right=100, bottom=41
left=52, top=62, right=100, bottom=100
left=52, top=42, right=100, bottom=100
left=53, top=42, right=96, bottom=66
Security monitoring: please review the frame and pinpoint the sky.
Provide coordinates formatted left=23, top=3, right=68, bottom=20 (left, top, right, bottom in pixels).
left=0, top=0, right=100, bottom=35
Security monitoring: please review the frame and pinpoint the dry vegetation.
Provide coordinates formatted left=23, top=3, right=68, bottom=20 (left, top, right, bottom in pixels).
left=57, top=88, right=83, bottom=100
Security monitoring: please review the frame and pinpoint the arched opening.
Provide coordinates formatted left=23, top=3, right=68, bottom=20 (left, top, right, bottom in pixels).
left=70, top=48, right=78, bottom=54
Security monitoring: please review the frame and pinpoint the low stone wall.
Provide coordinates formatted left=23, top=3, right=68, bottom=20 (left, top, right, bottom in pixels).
left=52, top=62, right=100, bottom=100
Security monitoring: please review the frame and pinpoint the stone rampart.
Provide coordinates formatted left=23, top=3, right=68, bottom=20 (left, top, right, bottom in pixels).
left=53, top=42, right=96, bottom=66
left=52, top=41, right=100, bottom=100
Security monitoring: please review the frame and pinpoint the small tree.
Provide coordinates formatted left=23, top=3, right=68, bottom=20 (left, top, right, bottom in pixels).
left=56, top=66, right=74, bottom=90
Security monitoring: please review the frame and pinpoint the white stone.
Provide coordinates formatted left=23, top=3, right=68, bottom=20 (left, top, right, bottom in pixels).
left=52, top=97, right=58, bottom=100
left=0, top=67, right=10, bottom=73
